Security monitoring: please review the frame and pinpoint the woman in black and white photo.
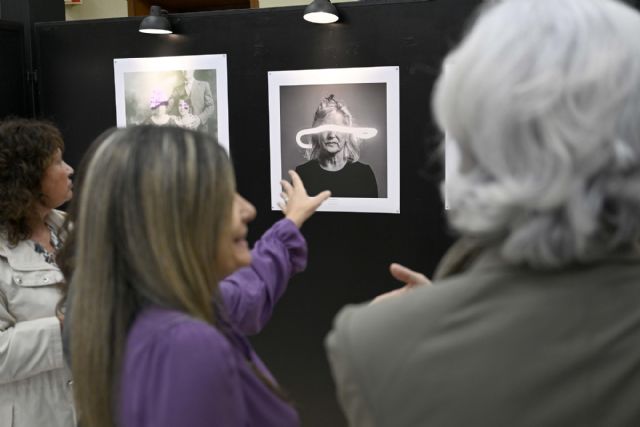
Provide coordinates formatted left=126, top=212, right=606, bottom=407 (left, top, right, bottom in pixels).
left=173, top=98, right=200, bottom=130
left=295, top=95, right=378, bottom=198
left=143, top=89, right=177, bottom=126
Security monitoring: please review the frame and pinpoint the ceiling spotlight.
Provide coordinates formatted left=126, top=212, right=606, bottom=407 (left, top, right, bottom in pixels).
left=139, top=5, right=173, bottom=34
left=303, top=0, right=339, bottom=24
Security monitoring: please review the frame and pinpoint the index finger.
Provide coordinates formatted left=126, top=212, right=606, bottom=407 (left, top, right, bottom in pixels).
left=389, top=263, right=414, bottom=282
left=287, top=170, right=304, bottom=189
left=280, top=179, right=293, bottom=194
left=389, top=263, right=430, bottom=286
left=313, top=190, right=332, bottom=204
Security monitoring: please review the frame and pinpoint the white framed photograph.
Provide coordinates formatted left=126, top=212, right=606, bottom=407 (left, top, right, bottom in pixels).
left=113, top=54, right=229, bottom=152
left=268, top=66, right=400, bottom=214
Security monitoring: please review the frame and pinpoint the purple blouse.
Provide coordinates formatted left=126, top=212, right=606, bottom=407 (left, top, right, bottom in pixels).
left=118, top=219, right=305, bottom=427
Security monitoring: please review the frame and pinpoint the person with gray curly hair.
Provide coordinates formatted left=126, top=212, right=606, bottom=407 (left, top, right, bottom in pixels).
left=326, top=0, right=640, bottom=426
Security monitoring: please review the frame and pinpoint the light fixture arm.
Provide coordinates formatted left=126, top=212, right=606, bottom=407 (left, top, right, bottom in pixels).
left=150, top=5, right=168, bottom=18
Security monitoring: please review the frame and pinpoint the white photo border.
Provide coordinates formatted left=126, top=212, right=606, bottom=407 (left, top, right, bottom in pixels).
left=268, top=66, right=400, bottom=214
left=113, top=54, right=230, bottom=152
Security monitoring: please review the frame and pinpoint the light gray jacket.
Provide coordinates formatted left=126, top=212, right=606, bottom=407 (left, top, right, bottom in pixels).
left=0, top=210, right=75, bottom=427
left=326, top=241, right=640, bottom=427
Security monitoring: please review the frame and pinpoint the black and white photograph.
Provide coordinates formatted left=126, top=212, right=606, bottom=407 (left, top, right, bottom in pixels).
left=114, top=54, right=229, bottom=151
left=268, top=66, right=400, bottom=214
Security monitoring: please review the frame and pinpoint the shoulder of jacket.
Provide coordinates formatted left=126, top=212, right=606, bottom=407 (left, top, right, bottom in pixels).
left=0, top=234, right=11, bottom=258
left=0, top=210, right=67, bottom=256
left=133, top=309, right=228, bottom=345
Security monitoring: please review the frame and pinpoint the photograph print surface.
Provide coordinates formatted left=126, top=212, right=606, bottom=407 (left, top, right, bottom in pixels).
left=268, top=66, right=400, bottom=214
left=114, top=54, right=229, bottom=151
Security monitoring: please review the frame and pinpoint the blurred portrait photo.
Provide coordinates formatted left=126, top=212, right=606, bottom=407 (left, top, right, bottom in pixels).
left=114, top=54, right=229, bottom=151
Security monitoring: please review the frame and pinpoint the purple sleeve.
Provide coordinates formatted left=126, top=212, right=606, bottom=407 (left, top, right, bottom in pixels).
left=219, top=219, right=307, bottom=335
left=120, top=321, right=246, bottom=427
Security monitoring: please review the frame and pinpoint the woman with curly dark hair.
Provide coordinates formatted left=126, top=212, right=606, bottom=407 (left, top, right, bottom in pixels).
left=0, top=118, right=75, bottom=426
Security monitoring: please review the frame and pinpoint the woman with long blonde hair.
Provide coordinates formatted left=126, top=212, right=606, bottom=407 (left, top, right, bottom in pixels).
left=66, top=125, right=329, bottom=427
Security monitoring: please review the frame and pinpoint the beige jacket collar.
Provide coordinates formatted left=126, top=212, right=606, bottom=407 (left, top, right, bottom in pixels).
left=0, top=210, right=66, bottom=271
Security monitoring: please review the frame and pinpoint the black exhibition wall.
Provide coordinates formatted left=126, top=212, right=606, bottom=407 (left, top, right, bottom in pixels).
left=0, top=20, right=27, bottom=118
left=0, top=0, right=65, bottom=116
left=33, top=1, right=479, bottom=425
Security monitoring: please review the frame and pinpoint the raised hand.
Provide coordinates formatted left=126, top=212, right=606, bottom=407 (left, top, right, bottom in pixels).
left=279, top=170, right=331, bottom=228
left=389, top=263, right=430, bottom=287
left=371, top=263, right=431, bottom=304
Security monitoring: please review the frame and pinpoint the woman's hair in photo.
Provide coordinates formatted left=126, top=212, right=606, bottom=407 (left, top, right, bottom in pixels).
left=0, top=118, right=65, bottom=245
left=306, top=94, right=361, bottom=162
left=69, top=125, right=235, bottom=427
left=178, top=98, right=192, bottom=113
left=434, top=0, right=640, bottom=268
left=149, top=88, right=170, bottom=109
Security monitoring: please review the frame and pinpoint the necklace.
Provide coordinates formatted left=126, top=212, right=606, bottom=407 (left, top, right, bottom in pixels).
left=33, top=224, right=62, bottom=264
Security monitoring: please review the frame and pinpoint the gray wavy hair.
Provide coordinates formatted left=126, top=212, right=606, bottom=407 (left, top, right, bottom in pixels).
left=434, top=0, right=640, bottom=268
